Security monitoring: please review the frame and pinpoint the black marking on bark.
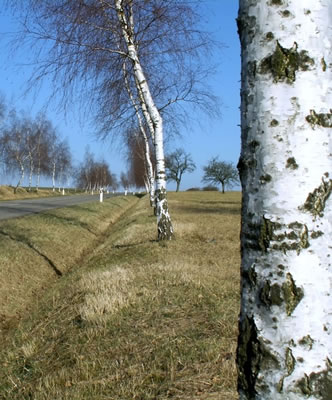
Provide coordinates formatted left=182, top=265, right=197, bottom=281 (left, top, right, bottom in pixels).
left=243, top=265, right=257, bottom=287
left=0, top=229, right=62, bottom=276
left=269, top=0, right=283, bottom=5
left=270, top=119, right=279, bottom=127
left=286, top=157, right=299, bottom=169
left=260, top=280, right=283, bottom=307
left=265, top=32, right=274, bottom=41
left=237, top=316, right=260, bottom=397
left=259, top=41, right=314, bottom=83
left=306, top=109, right=332, bottom=128
left=249, top=140, right=260, bottom=150
left=156, top=192, right=173, bottom=241
left=280, top=10, right=291, bottom=18
left=237, top=15, right=256, bottom=44
left=282, top=273, right=304, bottom=316
left=260, top=174, right=272, bottom=184
left=301, top=178, right=332, bottom=218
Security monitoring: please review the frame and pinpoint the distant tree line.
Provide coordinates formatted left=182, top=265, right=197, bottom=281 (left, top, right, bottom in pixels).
left=0, top=105, right=72, bottom=193
left=75, top=147, right=118, bottom=192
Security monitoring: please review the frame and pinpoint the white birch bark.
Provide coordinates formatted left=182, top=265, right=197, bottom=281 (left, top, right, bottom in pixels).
left=237, top=1, right=332, bottom=399
left=52, top=161, right=56, bottom=192
left=115, top=0, right=173, bottom=239
left=27, top=150, right=34, bottom=191
left=15, top=158, right=25, bottom=193
left=122, top=61, right=156, bottom=206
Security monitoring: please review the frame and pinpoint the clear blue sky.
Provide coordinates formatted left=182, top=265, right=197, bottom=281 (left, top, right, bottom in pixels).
left=0, top=0, right=240, bottom=191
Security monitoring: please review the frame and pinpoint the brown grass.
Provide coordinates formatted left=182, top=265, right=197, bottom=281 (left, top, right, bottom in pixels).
left=0, top=185, right=73, bottom=201
left=0, top=191, right=241, bottom=399
left=0, top=196, right=138, bottom=335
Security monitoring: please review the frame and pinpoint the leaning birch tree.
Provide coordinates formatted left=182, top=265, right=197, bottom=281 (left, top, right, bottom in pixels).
left=5, top=0, right=219, bottom=240
left=237, top=0, right=331, bottom=398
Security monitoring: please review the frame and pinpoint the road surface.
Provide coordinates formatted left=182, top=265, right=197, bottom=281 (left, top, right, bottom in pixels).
left=0, top=193, right=118, bottom=221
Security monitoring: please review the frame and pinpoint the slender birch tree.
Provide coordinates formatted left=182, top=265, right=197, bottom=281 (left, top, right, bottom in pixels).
left=5, top=0, right=219, bottom=240
left=237, top=1, right=331, bottom=398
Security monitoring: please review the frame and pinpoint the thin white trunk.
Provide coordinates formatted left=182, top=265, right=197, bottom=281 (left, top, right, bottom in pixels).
left=237, top=1, right=331, bottom=399
left=116, top=0, right=173, bottom=239
left=28, top=153, right=34, bottom=192
left=14, top=157, right=25, bottom=193
left=122, top=61, right=155, bottom=206
left=52, top=162, right=56, bottom=192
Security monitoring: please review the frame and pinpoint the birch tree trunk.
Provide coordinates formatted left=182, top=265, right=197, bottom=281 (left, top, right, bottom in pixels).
left=15, top=159, right=25, bottom=194
left=52, top=162, right=56, bottom=192
left=115, top=0, right=173, bottom=240
left=237, top=1, right=331, bottom=399
left=122, top=61, right=156, bottom=207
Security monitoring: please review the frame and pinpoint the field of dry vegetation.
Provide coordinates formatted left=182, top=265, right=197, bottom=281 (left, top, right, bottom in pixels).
left=0, top=191, right=241, bottom=400
left=0, top=185, right=75, bottom=201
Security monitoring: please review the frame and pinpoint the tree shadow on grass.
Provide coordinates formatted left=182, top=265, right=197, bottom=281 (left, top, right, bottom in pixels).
left=174, top=205, right=241, bottom=216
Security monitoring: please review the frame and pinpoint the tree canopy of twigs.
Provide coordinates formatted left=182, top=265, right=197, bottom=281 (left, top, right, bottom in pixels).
left=202, top=157, right=239, bottom=194
left=165, top=148, right=196, bottom=192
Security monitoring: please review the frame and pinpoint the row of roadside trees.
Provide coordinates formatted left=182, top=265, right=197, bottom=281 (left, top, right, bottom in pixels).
left=0, top=99, right=122, bottom=193
left=0, top=107, right=72, bottom=193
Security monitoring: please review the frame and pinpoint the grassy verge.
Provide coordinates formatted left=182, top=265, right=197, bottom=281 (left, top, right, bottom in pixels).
left=0, top=191, right=241, bottom=399
left=0, top=185, right=83, bottom=201
left=0, top=196, right=139, bottom=334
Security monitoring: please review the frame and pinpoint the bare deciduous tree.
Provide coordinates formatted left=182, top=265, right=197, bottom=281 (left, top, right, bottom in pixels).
left=6, top=0, right=220, bottom=240
left=202, top=158, right=239, bottom=194
left=165, top=148, right=196, bottom=192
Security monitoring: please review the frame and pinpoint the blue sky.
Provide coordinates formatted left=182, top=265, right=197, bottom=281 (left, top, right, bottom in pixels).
left=0, top=0, right=240, bottom=191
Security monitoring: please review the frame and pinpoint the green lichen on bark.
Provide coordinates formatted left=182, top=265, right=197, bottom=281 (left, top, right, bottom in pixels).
left=259, top=41, right=314, bottom=84
left=306, top=109, right=332, bottom=128
left=296, top=360, right=332, bottom=399
left=301, top=178, right=332, bottom=218
left=321, top=58, right=327, bottom=71
left=269, top=0, right=283, bottom=5
left=282, top=273, right=304, bottom=316
left=285, top=347, right=295, bottom=375
left=258, top=217, right=275, bottom=252
left=298, top=335, right=314, bottom=350
left=297, top=374, right=311, bottom=395
left=298, top=224, right=309, bottom=253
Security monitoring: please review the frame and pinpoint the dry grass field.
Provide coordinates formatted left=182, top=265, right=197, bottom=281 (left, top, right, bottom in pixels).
left=0, top=185, right=72, bottom=201
left=0, top=191, right=241, bottom=400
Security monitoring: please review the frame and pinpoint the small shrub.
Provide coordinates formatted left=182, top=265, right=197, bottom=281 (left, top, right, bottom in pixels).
left=202, top=185, right=219, bottom=191
left=186, top=187, right=201, bottom=191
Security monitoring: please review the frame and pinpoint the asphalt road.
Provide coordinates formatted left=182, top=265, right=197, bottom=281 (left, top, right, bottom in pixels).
left=0, top=193, right=118, bottom=221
